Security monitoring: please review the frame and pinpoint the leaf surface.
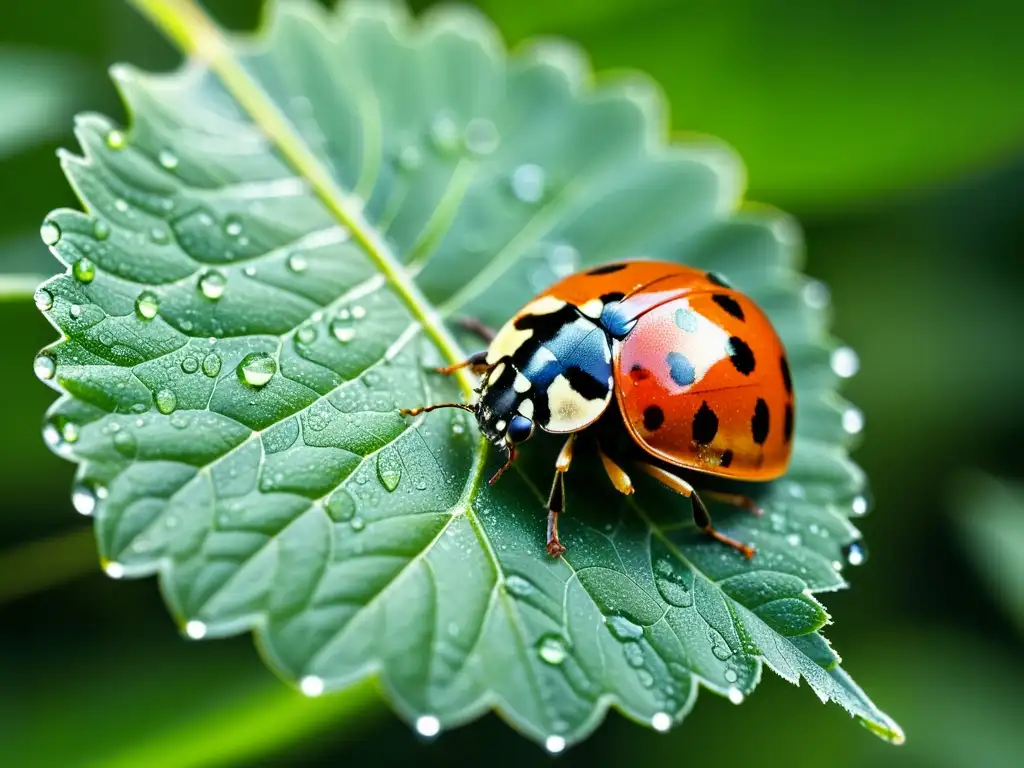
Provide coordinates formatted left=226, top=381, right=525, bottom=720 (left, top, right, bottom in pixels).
left=32, top=0, right=901, bottom=749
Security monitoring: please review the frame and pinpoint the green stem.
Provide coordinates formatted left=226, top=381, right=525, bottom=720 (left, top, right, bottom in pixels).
left=124, top=0, right=474, bottom=398
left=0, top=526, right=99, bottom=603
left=0, top=274, right=46, bottom=302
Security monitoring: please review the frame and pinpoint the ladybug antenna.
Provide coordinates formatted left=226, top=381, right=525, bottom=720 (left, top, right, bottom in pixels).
left=400, top=402, right=476, bottom=417
left=488, top=444, right=516, bottom=485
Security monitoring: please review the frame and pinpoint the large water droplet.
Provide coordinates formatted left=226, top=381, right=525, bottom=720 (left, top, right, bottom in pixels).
left=653, top=559, right=693, bottom=607
left=843, top=540, right=868, bottom=566
left=727, top=686, right=745, bottom=705
left=238, top=353, right=276, bottom=388
left=106, top=130, right=126, bottom=149
left=296, top=326, right=317, bottom=344
left=225, top=217, right=243, bottom=237
left=463, top=118, right=500, bottom=155
left=537, top=635, right=568, bottom=665
left=72, top=482, right=98, bottom=516
left=104, top=561, right=125, bottom=579
left=72, top=257, right=96, bottom=283
left=300, top=675, right=324, bottom=697
left=326, top=489, right=357, bottom=522
left=415, top=715, right=441, bottom=738
left=802, top=279, right=831, bottom=309
left=61, top=421, right=80, bottom=444
left=544, top=736, right=566, bottom=754
left=154, top=388, right=177, bottom=414
left=504, top=574, right=535, bottom=598
left=113, top=430, right=138, bottom=457
left=851, top=494, right=870, bottom=517
left=606, top=615, right=644, bottom=642
left=135, top=291, right=159, bottom=320
left=651, top=712, right=672, bottom=732
left=185, top=620, right=207, bottom=639
left=181, top=355, right=199, bottom=374
left=34, top=288, right=53, bottom=311
left=40, top=220, right=61, bottom=246
left=93, top=219, right=110, bottom=240
left=202, top=352, right=222, bottom=378
left=114, top=198, right=130, bottom=214
left=376, top=450, right=402, bottom=492
left=34, top=352, right=56, bottom=381
left=510, top=164, right=546, bottom=203
left=158, top=149, right=179, bottom=169
left=198, top=270, right=226, bottom=300
left=331, top=316, right=356, bottom=343
left=350, top=516, right=365, bottom=532
left=830, top=346, right=860, bottom=378
left=842, top=406, right=864, bottom=435
left=724, top=668, right=738, bottom=683
left=287, top=253, right=308, bottom=273
left=429, top=113, right=460, bottom=153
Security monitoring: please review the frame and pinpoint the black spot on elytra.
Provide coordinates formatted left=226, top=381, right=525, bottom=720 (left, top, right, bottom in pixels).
left=720, top=449, right=734, bottom=468
left=752, top=398, right=770, bottom=445
left=643, top=405, right=665, bottom=431
left=727, top=336, right=756, bottom=375
left=712, top=294, right=745, bottom=321
left=706, top=271, right=731, bottom=287
left=692, top=401, right=718, bottom=444
left=629, top=364, right=651, bottom=382
left=599, top=291, right=626, bottom=303
left=587, top=263, right=627, bottom=276
left=564, top=364, right=609, bottom=401
left=666, top=351, right=696, bottom=387
left=781, top=356, right=792, bottom=394
left=783, top=403, right=794, bottom=442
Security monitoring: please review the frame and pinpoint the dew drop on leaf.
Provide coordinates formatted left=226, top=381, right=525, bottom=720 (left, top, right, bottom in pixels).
left=376, top=449, right=402, bottom=492
left=415, top=715, right=441, bottom=738
left=653, top=559, right=693, bottom=607
left=150, top=226, right=169, bottom=244
left=300, top=675, right=324, bottom=697
left=843, top=540, right=868, bottom=566
left=651, top=712, right=672, bottom=732
left=238, top=353, right=276, bottom=387
left=537, top=635, right=568, bottom=665
left=296, top=326, right=317, bottom=344
left=287, top=253, right=308, bottom=273
left=350, top=517, right=365, bottom=532
left=605, top=615, right=644, bottom=642
left=113, top=430, right=137, bottom=458
left=802, top=279, right=831, bottom=309
left=326, top=489, right=356, bottom=522
left=429, top=113, right=460, bottom=153
left=71, top=482, right=97, bottom=516
left=225, top=217, right=243, bottom=237
left=135, top=291, right=159, bottom=320
left=61, top=421, right=79, bottom=444
left=154, top=388, right=177, bottom=414
left=544, top=736, right=566, bottom=754
left=185, top=620, right=207, bottom=639
left=509, top=163, right=546, bottom=203
left=830, top=346, right=860, bottom=378
left=104, top=561, right=125, bottom=579
left=93, top=219, right=110, bottom=240
left=463, top=118, right=500, bottom=155
left=202, top=353, right=222, bottom=378
left=504, top=575, right=535, bottom=598
left=181, top=356, right=199, bottom=374
left=842, top=406, right=864, bottom=434
left=198, top=269, right=227, bottom=300
left=33, top=353, right=56, bottom=381
left=724, top=668, right=738, bottom=683
left=72, top=257, right=95, bottom=283
left=34, top=288, right=53, bottom=311
left=851, top=494, right=870, bottom=517
left=727, top=686, right=745, bottom=705
left=158, top=149, right=179, bottom=169
left=114, top=198, right=129, bottom=213
left=40, top=220, right=61, bottom=246
left=396, top=144, right=422, bottom=171
left=106, top=130, right=125, bottom=149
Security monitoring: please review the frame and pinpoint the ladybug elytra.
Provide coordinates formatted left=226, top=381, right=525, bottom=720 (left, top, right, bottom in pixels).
left=402, top=260, right=794, bottom=559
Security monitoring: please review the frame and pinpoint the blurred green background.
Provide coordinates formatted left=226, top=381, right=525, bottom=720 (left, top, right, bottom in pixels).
left=2, top=0, right=1023, bottom=765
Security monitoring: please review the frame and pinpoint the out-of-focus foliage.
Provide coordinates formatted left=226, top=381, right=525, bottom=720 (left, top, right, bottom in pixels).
left=1, top=0, right=1023, bottom=765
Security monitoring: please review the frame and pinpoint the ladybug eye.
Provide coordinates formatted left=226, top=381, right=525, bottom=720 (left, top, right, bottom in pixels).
left=507, top=414, right=534, bottom=444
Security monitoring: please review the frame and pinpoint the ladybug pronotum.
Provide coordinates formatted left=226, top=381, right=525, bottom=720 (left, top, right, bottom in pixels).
left=402, top=260, right=795, bottom=559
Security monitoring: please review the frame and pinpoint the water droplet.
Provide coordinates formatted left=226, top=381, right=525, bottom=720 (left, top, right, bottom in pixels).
left=786, top=533, right=801, bottom=547
left=202, top=352, right=222, bottom=378
left=181, top=356, right=199, bottom=374
left=72, top=257, right=96, bottom=283
left=504, top=575, right=535, bottom=598
left=429, top=113, right=460, bottom=153
left=113, top=430, right=137, bottom=457
left=851, top=494, right=870, bottom=517
left=34, top=288, right=53, bottom=311
left=40, top=220, right=61, bottom=246
left=61, top=421, right=80, bottom=444
left=724, top=668, right=738, bottom=683
left=653, top=559, right=693, bottom=607
left=114, top=198, right=129, bottom=213
left=300, top=675, right=324, bottom=697
left=150, top=226, right=169, bottom=244
left=296, top=326, right=317, bottom=344
left=326, top=490, right=356, bottom=522
left=93, top=219, right=111, bottom=240
left=198, top=269, right=226, bottom=300
left=708, top=628, right=733, bottom=660
left=106, top=130, right=125, bottom=149
left=185, top=620, right=207, bottom=639
left=238, top=353, right=276, bottom=387
left=376, top=450, right=402, bottom=492
left=170, top=412, right=190, bottom=430
left=287, top=253, right=308, bottom=273
left=510, top=163, right=546, bottom=203
left=350, top=516, right=365, bottom=532
left=34, top=352, right=56, bottom=381
left=72, top=482, right=98, bottom=516
left=158, top=149, right=179, bottom=169
left=624, top=642, right=645, bottom=668
left=637, top=668, right=655, bottom=687
left=830, top=346, right=860, bottom=378
left=464, top=118, right=500, bottom=155
left=547, top=243, right=579, bottom=278
left=545, top=735, right=566, bottom=754
left=225, top=217, right=243, bottom=237
left=606, top=615, right=644, bottom=641
left=135, top=291, right=159, bottom=320
left=397, top=144, right=422, bottom=171
left=843, top=540, right=868, bottom=566
left=651, top=712, right=672, bottom=733
left=842, top=407, right=864, bottom=435
left=331, top=318, right=356, bottom=342
left=802, top=279, right=831, bottom=309
left=537, top=635, right=568, bottom=665
left=350, top=305, right=366, bottom=320
left=104, top=561, right=125, bottom=579
left=154, top=388, right=177, bottom=414
left=415, top=715, right=441, bottom=738
left=727, top=686, right=745, bottom=705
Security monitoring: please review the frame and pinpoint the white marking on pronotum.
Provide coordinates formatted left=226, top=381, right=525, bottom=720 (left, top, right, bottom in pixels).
left=544, top=374, right=610, bottom=432
left=579, top=298, right=603, bottom=318
left=488, top=361, right=506, bottom=383
left=513, top=372, right=531, bottom=393
left=518, top=399, right=535, bottom=419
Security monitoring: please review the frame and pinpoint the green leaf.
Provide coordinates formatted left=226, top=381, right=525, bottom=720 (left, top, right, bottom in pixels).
left=32, top=0, right=901, bottom=750
left=953, top=471, right=1024, bottom=637
left=472, top=0, right=1024, bottom=211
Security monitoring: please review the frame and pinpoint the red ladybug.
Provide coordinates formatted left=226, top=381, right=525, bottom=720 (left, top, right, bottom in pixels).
left=402, top=260, right=794, bottom=559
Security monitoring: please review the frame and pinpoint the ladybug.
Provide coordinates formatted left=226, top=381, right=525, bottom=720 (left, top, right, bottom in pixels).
left=401, top=260, right=794, bottom=559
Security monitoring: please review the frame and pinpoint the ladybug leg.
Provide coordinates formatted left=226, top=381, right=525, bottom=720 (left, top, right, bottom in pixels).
left=433, top=350, right=490, bottom=376
left=456, top=316, right=497, bottom=343
left=545, top=434, right=576, bottom=558
left=400, top=402, right=476, bottom=417
left=597, top=445, right=634, bottom=496
left=633, top=462, right=756, bottom=560
left=701, top=490, right=764, bottom=517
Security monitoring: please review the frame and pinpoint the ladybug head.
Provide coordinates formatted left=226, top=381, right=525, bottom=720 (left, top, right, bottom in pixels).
left=473, top=360, right=537, bottom=483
